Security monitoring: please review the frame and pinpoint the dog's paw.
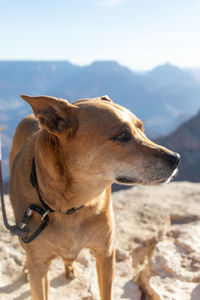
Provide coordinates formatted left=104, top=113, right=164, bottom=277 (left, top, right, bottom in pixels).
left=65, top=262, right=79, bottom=280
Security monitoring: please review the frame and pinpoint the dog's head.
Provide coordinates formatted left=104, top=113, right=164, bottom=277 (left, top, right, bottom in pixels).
left=21, top=95, right=180, bottom=186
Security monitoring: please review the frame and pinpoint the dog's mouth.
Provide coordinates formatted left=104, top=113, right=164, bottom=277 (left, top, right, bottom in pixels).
left=115, top=176, right=137, bottom=185
left=115, top=167, right=179, bottom=186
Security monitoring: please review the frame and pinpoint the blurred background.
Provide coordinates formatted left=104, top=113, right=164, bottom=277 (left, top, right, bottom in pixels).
left=0, top=0, right=200, bottom=188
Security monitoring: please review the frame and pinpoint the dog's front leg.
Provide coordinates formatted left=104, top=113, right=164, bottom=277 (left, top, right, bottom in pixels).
left=27, top=258, right=50, bottom=300
left=95, top=246, right=115, bottom=300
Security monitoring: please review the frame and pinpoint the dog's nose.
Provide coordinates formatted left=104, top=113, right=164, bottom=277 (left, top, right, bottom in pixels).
left=167, top=152, right=180, bottom=167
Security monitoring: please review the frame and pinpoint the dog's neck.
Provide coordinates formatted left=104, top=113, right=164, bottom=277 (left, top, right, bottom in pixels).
left=33, top=130, right=112, bottom=212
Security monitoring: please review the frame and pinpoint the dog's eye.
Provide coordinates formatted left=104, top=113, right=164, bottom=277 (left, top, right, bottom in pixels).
left=113, top=131, right=132, bottom=142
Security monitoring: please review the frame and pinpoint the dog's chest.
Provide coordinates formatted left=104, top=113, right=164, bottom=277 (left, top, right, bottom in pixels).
left=48, top=215, right=91, bottom=262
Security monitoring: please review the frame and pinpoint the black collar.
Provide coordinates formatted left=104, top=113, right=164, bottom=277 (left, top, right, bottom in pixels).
left=30, top=157, right=84, bottom=215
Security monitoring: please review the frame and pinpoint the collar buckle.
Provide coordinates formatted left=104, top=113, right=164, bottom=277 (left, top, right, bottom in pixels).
left=41, top=209, right=49, bottom=220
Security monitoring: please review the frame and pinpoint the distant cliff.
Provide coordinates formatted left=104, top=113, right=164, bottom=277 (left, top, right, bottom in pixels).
left=156, top=110, right=200, bottom=182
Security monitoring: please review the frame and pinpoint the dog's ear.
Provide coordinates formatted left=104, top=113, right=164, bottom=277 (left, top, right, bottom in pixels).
left=21, top=95, right=78, bottom=136
left=100, top=95, right=113, bottom=102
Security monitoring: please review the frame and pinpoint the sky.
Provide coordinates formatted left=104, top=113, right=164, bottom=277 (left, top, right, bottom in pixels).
left=0, top=0, right=200, bottom=70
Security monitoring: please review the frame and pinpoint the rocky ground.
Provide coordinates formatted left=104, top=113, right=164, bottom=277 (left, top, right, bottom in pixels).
left=1, top=181, right=200, bottom=300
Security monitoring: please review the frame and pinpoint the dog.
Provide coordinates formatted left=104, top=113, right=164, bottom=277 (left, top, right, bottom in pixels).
left=9, top=95, right=180, bottom=300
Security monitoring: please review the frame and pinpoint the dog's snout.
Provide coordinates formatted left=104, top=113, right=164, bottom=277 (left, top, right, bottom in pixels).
left=167, top=152, right=180, bottom=167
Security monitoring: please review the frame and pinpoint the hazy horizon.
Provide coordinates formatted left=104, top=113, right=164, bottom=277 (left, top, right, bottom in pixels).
left=0, top=59, right=200, bottom=73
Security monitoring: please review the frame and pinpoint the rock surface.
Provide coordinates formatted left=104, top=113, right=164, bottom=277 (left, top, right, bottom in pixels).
left=139, top=223, right=200, bottom=300
left=0, top=181, right=200, bottom=299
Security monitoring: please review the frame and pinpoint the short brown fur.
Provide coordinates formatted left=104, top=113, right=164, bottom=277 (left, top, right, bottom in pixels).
left=9, top=95, right=179, bottom=300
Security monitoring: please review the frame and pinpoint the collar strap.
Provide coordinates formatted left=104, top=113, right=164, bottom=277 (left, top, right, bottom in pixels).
left=30, top=158, right=54, bottom=212
left=30, top=158, right=84, bottom=215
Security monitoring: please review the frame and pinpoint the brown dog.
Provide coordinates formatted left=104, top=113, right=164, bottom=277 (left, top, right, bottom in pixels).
left=9, top=95, right=180, bottom=300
